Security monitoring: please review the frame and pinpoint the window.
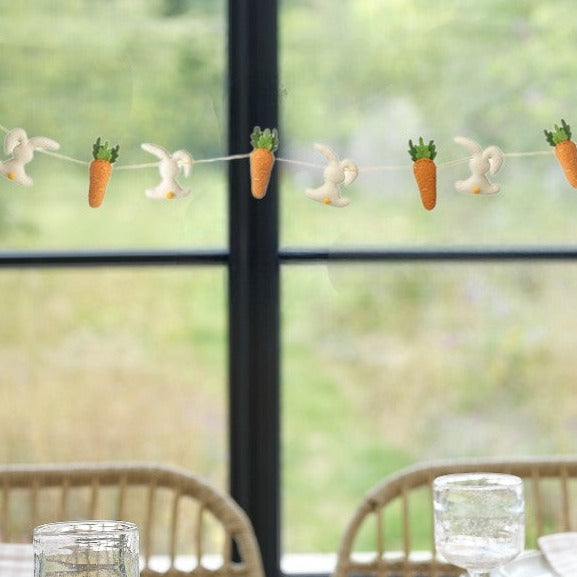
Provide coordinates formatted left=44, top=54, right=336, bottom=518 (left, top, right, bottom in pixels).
left=0, top=0, right=228, bottom=496
left=3, top=2, right=577, bottom=577
left=279, top=0, right=577, bottom=573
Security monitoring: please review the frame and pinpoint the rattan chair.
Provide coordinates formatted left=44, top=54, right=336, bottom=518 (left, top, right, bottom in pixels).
left=334, top=456, right=577, bottom=577
left=0, top=461, right=264, bottom=577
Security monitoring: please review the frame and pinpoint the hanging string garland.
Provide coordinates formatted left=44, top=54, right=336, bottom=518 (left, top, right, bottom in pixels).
left=0, top=120, right=570, bottom=211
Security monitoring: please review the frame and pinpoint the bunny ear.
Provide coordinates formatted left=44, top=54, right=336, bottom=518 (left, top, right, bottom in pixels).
left=314, top=143, right=338, bottom=162
left=4, top=128, right=28, bottom=155
left=454, top=136, right=482, bottom=155
left=29, top=137, right=60, bottom=151
left=141, top=142, right=169, bottom=160
left=172, top=150, right=194, bottom=177
left=483, top=146, right=504, bottom=175
left=341, top=159, right=359, bottom=185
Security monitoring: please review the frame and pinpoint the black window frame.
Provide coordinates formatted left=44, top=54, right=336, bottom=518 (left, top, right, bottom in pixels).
left=3, top=3, right=577, bottom=577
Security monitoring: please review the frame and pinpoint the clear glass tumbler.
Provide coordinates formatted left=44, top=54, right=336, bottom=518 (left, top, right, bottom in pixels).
left=433, top=473, right=525, bottom=577
left=34, top=520, right=139, bottom=577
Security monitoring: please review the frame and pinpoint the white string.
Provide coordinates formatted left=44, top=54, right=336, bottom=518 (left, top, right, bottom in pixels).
left=40, top=149, right=89, bottom=166
left=37, top=151, right=252, bottom=170
left=194, top=153, right=251, bottom=164
left=0, top=121, right=559, bottom=173
left=115, top=162, right=159, bottom=170
left=360, top=163, right=412, bottom=172
left=114, top=153, right=252, bottom=170
left=504, top=150, right=553, bottom=158
left=277, top=157, right=324, bottom=169
left=22, top=147, right=563, bottom=173
left=438, top=156, right=471, bottom=167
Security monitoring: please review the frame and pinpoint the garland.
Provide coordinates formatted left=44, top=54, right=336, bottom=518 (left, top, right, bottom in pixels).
left=0, top=121, right=571, bottom=211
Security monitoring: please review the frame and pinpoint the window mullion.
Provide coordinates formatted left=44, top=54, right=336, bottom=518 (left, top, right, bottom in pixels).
left=227, top=1, right=280, bottom=577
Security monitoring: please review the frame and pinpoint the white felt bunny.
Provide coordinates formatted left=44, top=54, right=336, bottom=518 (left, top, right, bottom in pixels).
left=141, top=143, right=194, bottom=199
left=305, top=143, right=358, bottom=207
left=454, top=136, right=504, bottom=195
left=0, top=128, right=60, bottom=186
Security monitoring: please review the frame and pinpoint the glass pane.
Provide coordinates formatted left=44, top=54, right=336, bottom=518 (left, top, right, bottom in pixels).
left=280, top=1, right=577, bottom=247
left=282, top=262, right=577, bottom=562
left=0, top=1, right=226, bottom=249
left=0, top=268, right=227, bottom=486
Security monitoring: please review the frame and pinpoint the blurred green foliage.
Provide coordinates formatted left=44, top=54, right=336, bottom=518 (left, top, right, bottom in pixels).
left=0, top=0, right=225, bottom=160
left=0, top=0, right=226, bottom=247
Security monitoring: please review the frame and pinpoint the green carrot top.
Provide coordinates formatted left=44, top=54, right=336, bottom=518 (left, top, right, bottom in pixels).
left=250, top=126, right=279, bottom=152
left=408, top=137, right=437, bottom=162
left=92, top=137, right=120, bottom=163
left=544, top=119, right=572, bottom=147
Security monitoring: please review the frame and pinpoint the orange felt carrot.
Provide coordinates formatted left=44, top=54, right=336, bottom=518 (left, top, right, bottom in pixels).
left=544, top=119, right=577, bottom=188
left=249, top=126, right=279, bottom=199
left=408, top=137, right=437, bottom=210
left=88, top=137, right=120, bottom=208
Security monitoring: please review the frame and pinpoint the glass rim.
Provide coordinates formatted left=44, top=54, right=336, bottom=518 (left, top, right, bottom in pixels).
left=33, top=520, right=138, bottom=539
left=433, top=472, right=523, bottom=489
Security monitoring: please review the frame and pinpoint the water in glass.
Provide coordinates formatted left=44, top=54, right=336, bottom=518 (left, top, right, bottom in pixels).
left=433, top=473, right=524, bottom=577
left=33, top=520, right=139, bottom=577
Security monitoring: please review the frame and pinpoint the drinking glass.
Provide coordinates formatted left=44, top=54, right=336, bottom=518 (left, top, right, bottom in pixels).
left=433, top=473, right=524, bottom=577
left=34, top=520, right=139, bottom=577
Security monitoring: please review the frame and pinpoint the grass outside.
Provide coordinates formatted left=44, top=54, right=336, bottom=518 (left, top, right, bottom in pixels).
left=281, top=262, right=577, bottom=552
left=0, top=265, right=227, bottom=470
